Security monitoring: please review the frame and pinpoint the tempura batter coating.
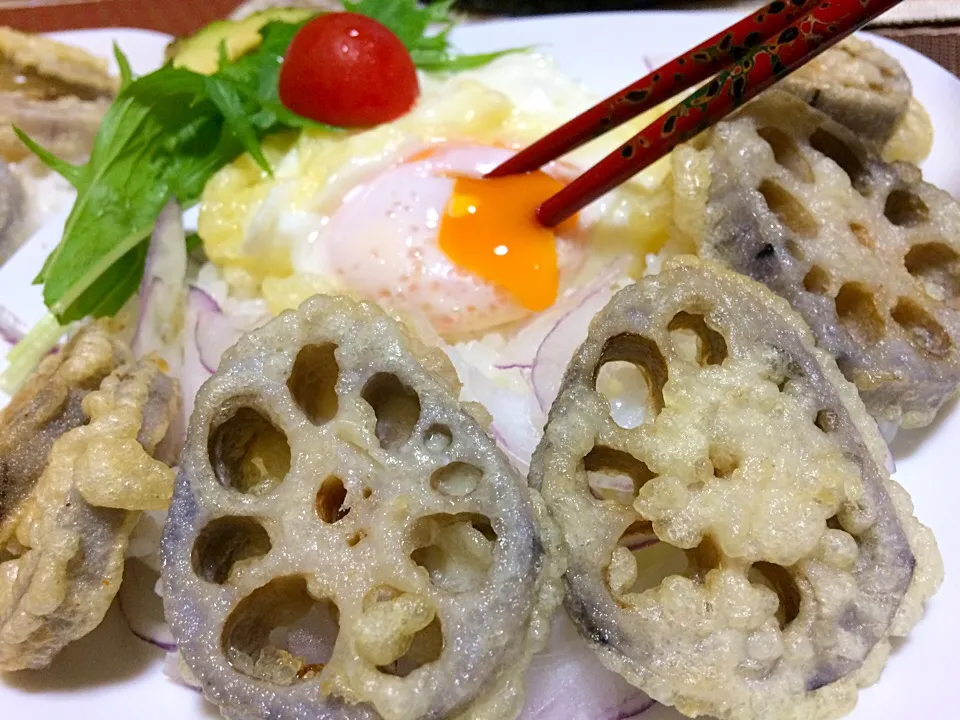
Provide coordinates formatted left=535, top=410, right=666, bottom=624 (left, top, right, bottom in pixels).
left=0, top=325, right=130, bottom=547
left=162, top=295, right=562, bottom=720
left=673, top=90, right=960, bottom=429
left=780, top=37, right=909, bottom=148
left=531, top=258, right=941, bottom=720
left=0, top=343, right=178, bottom=670
left=0, top=27, right=116, bottom=163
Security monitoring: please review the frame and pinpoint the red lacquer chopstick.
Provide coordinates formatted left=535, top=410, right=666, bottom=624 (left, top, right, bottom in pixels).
left=527, top=0, right=903, bottom=228
left=487, top=0, right=819, bottom=179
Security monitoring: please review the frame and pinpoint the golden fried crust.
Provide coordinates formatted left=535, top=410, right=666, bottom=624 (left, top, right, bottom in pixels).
left=0, top=350, right=179, bottom=671
left=674, top=90, right=960, bottom=429
left=531, top=257, right=942, bottom=720
left=0, top=325, right=130, bottom=546
left=162, top=294, right=562, bottom=720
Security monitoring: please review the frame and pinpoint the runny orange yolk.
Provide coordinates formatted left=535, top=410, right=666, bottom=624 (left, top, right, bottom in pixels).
left=438, top=171, right=578, bottom=312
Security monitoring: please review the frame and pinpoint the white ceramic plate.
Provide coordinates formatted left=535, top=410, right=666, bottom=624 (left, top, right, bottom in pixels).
left=1, top=12, right=958, bottom=720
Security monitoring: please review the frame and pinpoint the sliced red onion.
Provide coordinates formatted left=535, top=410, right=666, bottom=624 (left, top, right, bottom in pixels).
left=132, top=200, right=187, bottom=370
left=445, top=344, right=544, bottom=472
left=621, top=534, right=660, bottom=553
left=118, top=558, right=175, bottom=653
left=883, top=443, right=896, bottom=475
left=875, top=419, right=898, bottom=475
left=181, top=285, right=244, bottom=419
left=493, top=362, right=534, bottom=372
left=611, top=696, right=656, bottom=720
left=876, top=419, right=898, bottom=444
left=531, top=259, right=631, bottom=411
left=588, top=472, right=635, bottom=494
left=190, top=286, right=243, bottom=374
left=0, top=306, right=25, bottom=346
left=276, top=602, right=340, bottom=667
left=520, top=612, right=655, bottom=720
left=126, top=509, right=168, bottom=573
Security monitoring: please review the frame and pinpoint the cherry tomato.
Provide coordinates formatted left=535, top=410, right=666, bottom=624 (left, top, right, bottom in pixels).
left=278, top=13, right=419, bottom=127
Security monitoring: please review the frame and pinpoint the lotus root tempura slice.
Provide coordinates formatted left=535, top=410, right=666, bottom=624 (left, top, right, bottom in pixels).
left=161, top=294, right=561, bottom=720
left=779, top=37, right=910, bottom=148
left=530, top=258, right=941, bottom=720
left=673, top=90, right=960, bottom=430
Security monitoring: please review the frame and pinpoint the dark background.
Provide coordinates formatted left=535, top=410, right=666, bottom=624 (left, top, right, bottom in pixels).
left=0, top=0, right=954, bottom=76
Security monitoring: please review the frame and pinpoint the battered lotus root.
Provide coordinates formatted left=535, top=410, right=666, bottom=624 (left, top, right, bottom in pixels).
left=161, top=295, right=561, bottom=720
left=530, top=258, right=942, bottom=720
left=779, top=37, right=910, bottom=149
left=0, top=327, right=179, bottom=670
left=672, top=90, right=960, bottom=429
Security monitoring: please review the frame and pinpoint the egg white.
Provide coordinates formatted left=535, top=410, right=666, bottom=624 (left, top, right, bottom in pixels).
left=198, top=52, right=675, bottom=336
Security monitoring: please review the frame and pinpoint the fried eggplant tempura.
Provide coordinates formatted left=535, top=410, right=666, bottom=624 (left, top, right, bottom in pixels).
left=531, top=258, right=941, bottom=720
left=0, top=324, right=179, bottom=670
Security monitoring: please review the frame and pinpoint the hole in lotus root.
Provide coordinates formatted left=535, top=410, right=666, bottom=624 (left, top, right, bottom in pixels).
left=809, top=128, right=868, bottom=190
left=904, top=242, right=960, bottom=301
left=758, top=126, right=814, bottom=183
left=594, top=333, right=668, bottom=429
left=362, top=373, right=421, bottom=451
left=595, top=362, right=653, bottom=430
left=378, top=617, right=442, bottom=677
left=849, top=222, right=873, bottom=250
left=815, top=409, right=840, bottom=433
left=424, top=423, right=453, bottom=452
left=803, top=266, right=831, bottom=295
left=222, top=577, right=339, bottom=685
left=709, top=446, right=739, bottom=478
left=410, top=513, right=496, bottom=593
left=748, top=562, right=802, bottom=629
left=584, top=445, right=655, bottom=506
left=361, top=587, right=444, bottom=677
left=287, top=343, right=339, bottom=425
left=763, top=349, right=803, bottom=393
left=825, top=515, right=860, bottom=548
left=835, top=282, right=884, bottom=344
left=884, top=189, right=930, bottom=227
left=431, top=462, right=481, bottom=498
left=192, top=517, right=272, bottom=584
left=316, top=475, right=350, bottom=523
left=758, top=179, right=818, bottom=239
left=891, top=297, right=952, bottom=358
left=667, top=311, right=728, bottom=366
left=785, top=239, right=805, bottom=260
left=607, top=534, right=719, bottom=598
left=209, top=408, right=291, bottom=494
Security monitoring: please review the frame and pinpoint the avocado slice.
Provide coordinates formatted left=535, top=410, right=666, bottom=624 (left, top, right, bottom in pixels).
left=166, top=8, right=316, bottom=75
